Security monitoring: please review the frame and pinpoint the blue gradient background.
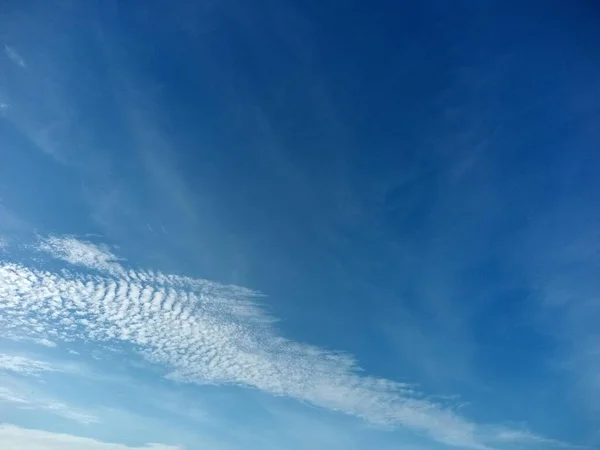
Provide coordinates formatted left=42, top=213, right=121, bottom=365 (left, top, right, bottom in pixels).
left=1, top=1, right=600, bottom=449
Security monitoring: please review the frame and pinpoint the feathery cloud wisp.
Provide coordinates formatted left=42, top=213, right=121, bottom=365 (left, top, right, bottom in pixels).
left=4, top=44, right=26, bottom=68
left=0, top=236, right=566, bottom=449
left=0, top=424, right=182, bottom=450
left=488, top=428, right=585, bottom=449
left=0, top=386, right=99, bottom=425
left=0, top=354, right=57, bottom=376
left=38, top=236, right=126, bottom=276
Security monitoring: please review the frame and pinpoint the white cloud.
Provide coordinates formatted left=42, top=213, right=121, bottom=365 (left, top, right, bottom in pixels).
left=0, top=424, right=182, bottom=450
left=0, top=354, right=57, bottom=376
left=0, top=236, right=564, bottom=449
left=38, top=236, right=126, bottom=276
left=38, top=338, right=57, bottom=347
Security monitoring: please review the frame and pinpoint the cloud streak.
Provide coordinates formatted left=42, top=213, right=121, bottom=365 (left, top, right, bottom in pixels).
left=4, top=44, right=26, bottom=68
left=491, top=429, right=582, bottom=448
left=0, top=385, right=99, bottom=425
left=0, top=424, right=181, bottom=450
left=0, top=354, right=58, bottom=376
left=0, top=236, right=566, bottom=449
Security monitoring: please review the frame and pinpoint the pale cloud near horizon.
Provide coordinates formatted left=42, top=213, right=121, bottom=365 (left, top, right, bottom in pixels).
left=0, top=236, right=570, bottom=449
left=0, top=424, right=182, bottom=450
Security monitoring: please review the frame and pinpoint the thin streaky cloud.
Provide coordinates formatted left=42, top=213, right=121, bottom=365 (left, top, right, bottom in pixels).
left=4, top=44, right=26, bottom=68
left=0, top=385, right=99, bottom=425
left=0, top=354, right=58, bottom=376
left=0, top=236, right=568, bottom=449
left=0, top=424, right=182, bottom=450
left=489, top=429, right=587, bottom=449
left=5, top=335, right=58, bottom=348
left=0, top=387, right=30, bottom=405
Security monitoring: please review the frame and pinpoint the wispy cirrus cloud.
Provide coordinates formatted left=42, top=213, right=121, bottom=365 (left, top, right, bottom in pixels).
left=0, top=385, right=99, bottom=425
left=513, top=208, right=600, bottom=419
left=6, top=335, right=58, bottom=348
left=0, top=424, right=182, bottom=450
left=38, top=236, right=126, bottom=276
left=0, top=354, right=57, bottom=376
left=491, top=429, right=583, bottom=448
left=0, top=236, right=568, bottom=449
left=4, top=44, right=26, bottom=68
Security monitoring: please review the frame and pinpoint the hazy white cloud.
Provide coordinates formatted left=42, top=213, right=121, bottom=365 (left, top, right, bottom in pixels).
left=0, top=354, right=57, bottom=376
left=38, top=236, right=126, bottom=276
left=0, top=385, right=99, bottom=425
left=4, top=335, right=58, bottom=348
left=0, top=236, right=564, bottom=449
left=38, top=338, right=57, bottom=347
left=0, top=387, right=30, bottom=405
left=0, top=424, right=182, bottom=450
left=4, top=44, right=26, bottom=68
left=485, top=427, right=585, bottom=449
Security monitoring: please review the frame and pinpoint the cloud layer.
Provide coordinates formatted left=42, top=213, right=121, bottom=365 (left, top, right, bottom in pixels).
left=0, top=236, right=564, bottom=449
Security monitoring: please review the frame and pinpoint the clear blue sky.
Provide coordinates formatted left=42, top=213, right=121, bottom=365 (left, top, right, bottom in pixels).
left=1, top=1, right=599, bottom=449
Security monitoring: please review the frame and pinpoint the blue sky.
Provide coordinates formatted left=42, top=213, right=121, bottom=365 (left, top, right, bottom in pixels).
left=1, top=1, right=600, bottom=449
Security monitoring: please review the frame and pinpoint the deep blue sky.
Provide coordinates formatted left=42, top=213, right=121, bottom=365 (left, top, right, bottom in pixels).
left=1, top=1, right=600, bottom=449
